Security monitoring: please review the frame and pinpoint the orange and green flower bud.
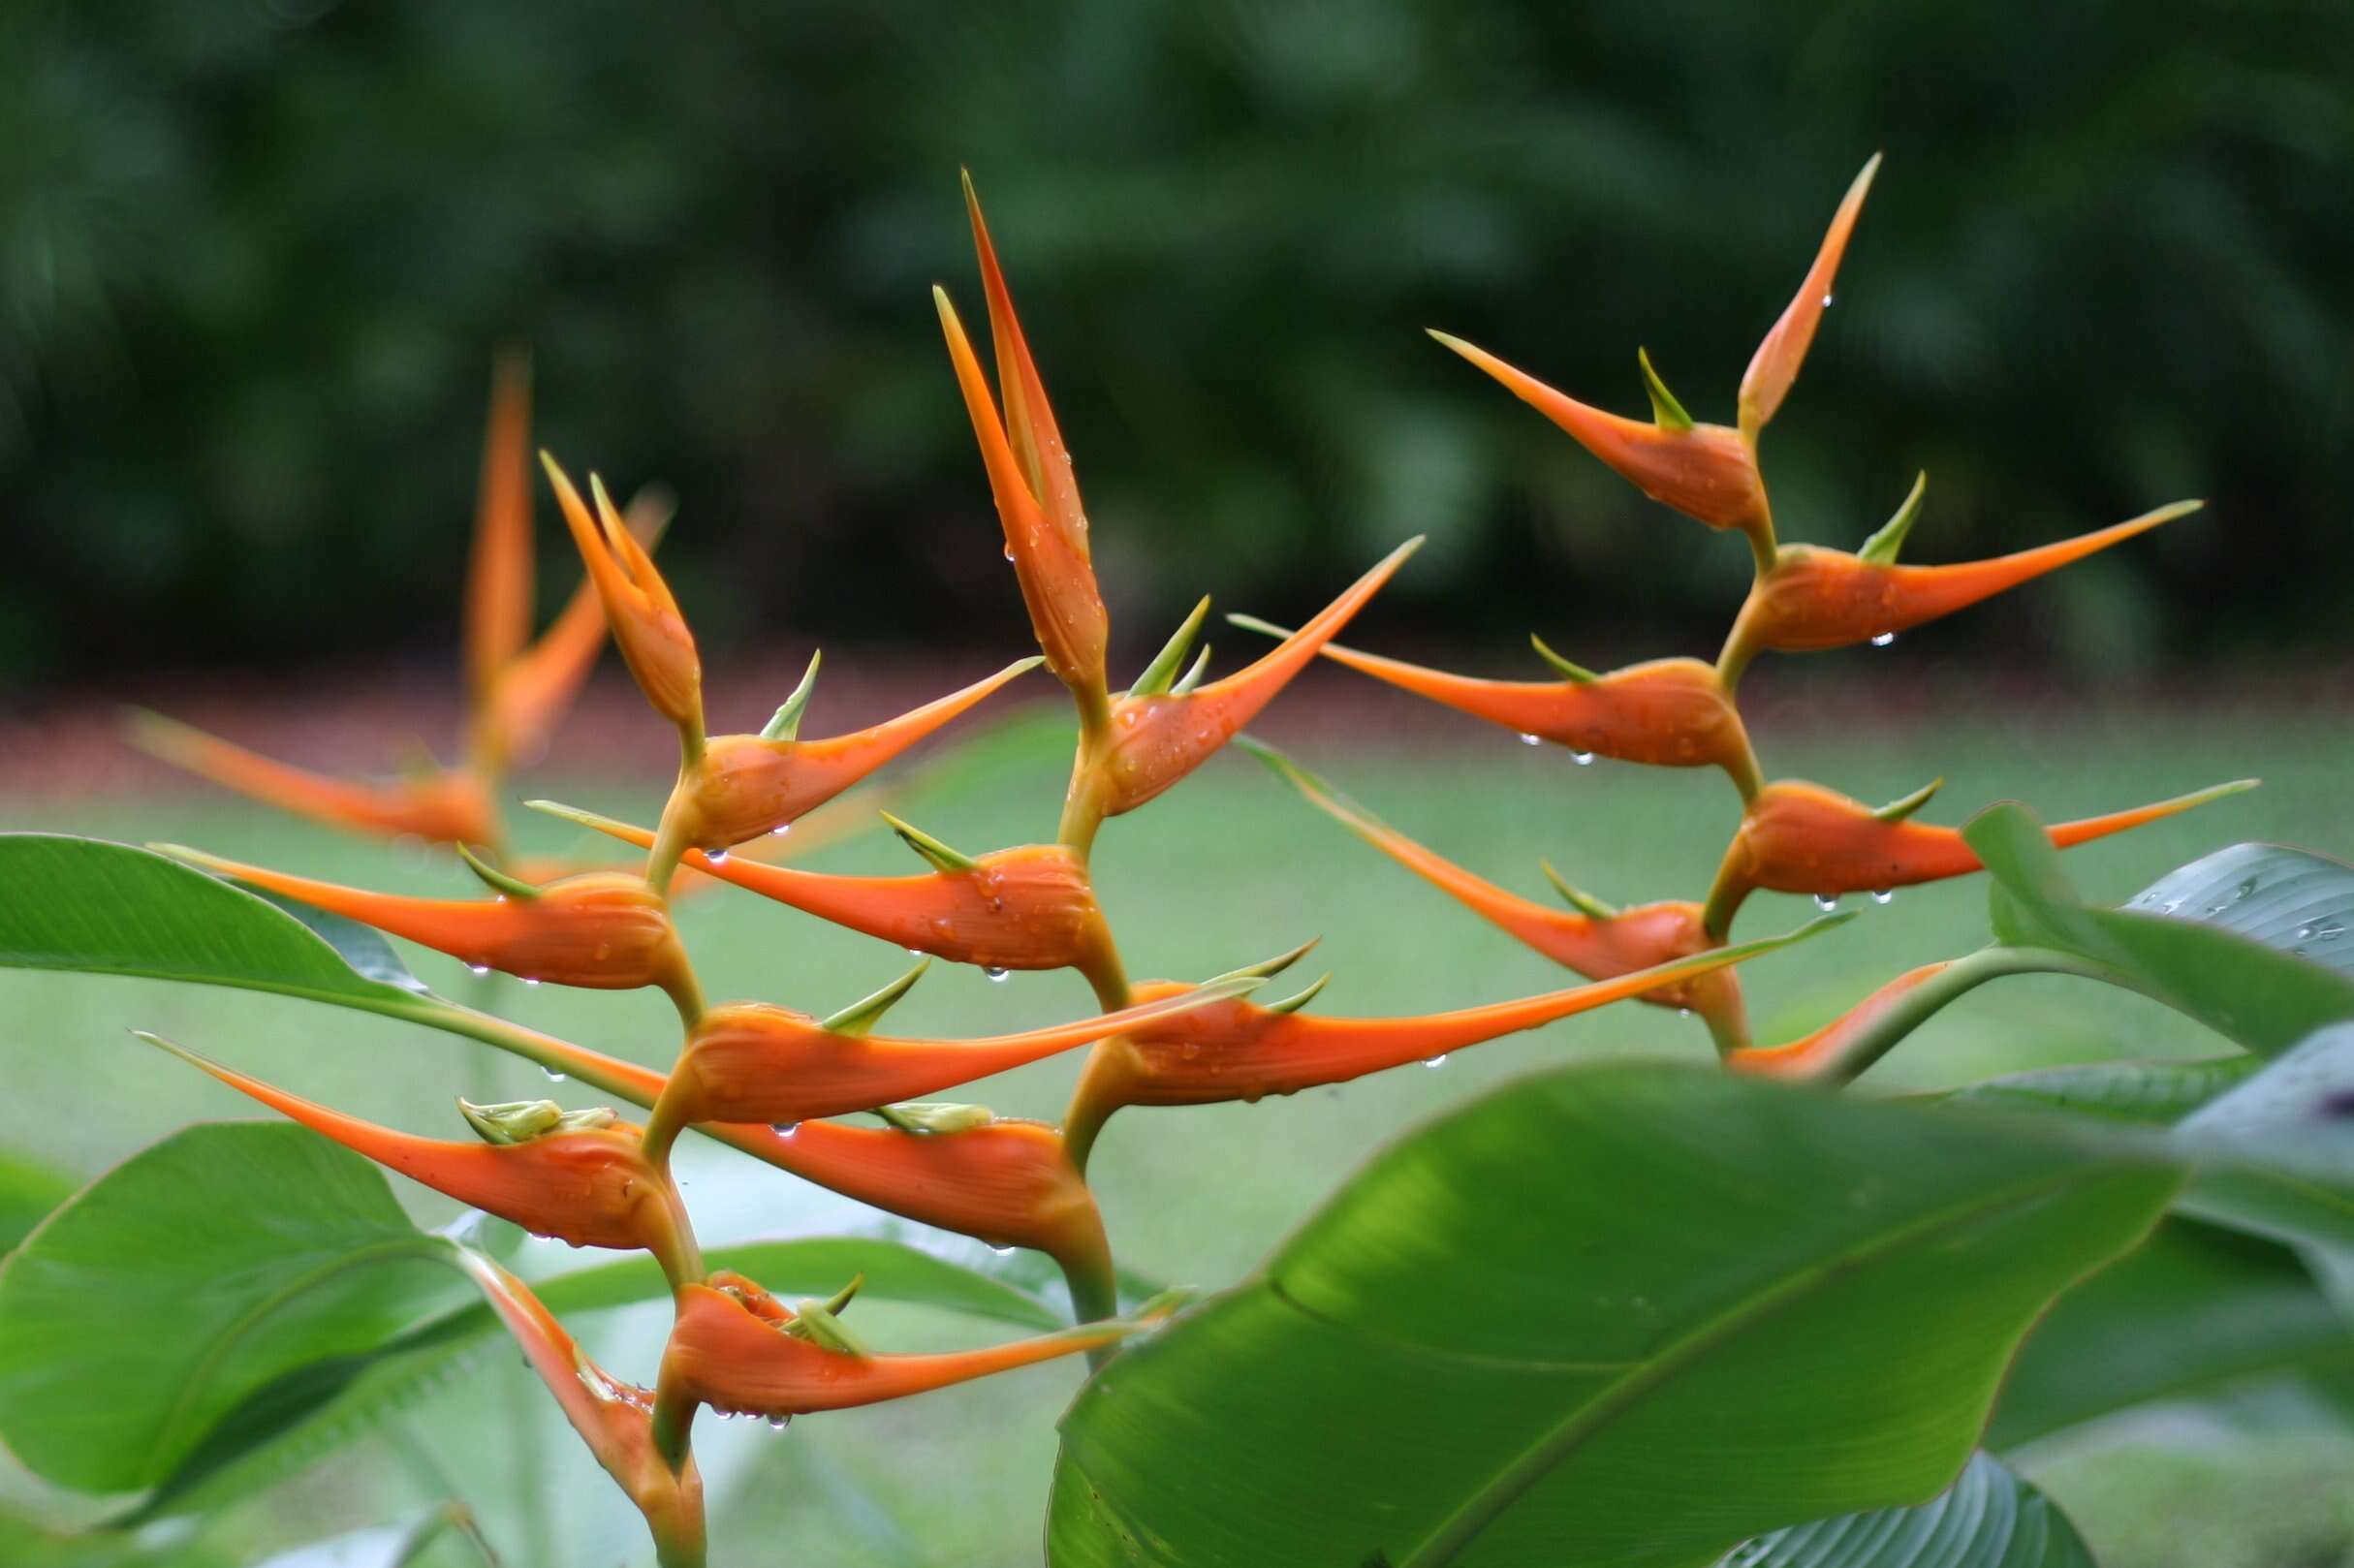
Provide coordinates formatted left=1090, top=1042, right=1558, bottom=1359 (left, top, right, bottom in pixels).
left=533, top=801, right=1114, bottom=977
left=658, top=1275, right=1161, bottom=1420
left=1704, top=776, right=2256, bottom=934
left=124, top=710, right=498, bottom=849
left=1228, top=620, right=1760, bottom=796
left=475, top=485, right=675, bottom=775
left=450, top=1250, right=706, bottom=1566
left=1738, top=154, right=1881, bottom=440
left=1720, top=495, right=2200, bottom=674
left=1087, top=539, right=1422, bottom=820
left=156, top=845, right=703, bottom=1017
left=648, top=969, right=1261, bottom=1137
left=541, top=455, right=704, bottom=746
left=936, top=186, right=1109, bottom=711
left=658, top=655, right=1041, bottom=852
left=137, top=1033, right=702, bottom=1284
left=1245, top=739, right=1753, bottom=1047
left=1429, top=330, right=1768, bottom=538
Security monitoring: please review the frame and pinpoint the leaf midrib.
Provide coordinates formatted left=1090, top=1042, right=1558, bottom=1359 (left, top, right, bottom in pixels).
left=1388, top=1161, right=2174, bottom=1568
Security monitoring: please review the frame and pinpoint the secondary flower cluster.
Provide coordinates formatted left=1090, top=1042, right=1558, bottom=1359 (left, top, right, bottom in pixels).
left=129, top=161, right=2245, bottom=1564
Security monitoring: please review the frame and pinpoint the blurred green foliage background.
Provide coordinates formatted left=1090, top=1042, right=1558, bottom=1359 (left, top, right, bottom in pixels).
left=4, top=0, right=2350, bottom=687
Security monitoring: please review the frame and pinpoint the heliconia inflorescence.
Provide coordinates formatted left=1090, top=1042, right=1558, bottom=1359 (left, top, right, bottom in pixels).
left=124, top=159, right=2251, bottom=1565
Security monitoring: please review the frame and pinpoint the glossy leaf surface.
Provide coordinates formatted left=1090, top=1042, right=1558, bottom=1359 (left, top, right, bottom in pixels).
left=1723, top=1452, right=2091, bottom=1568
left=1049, top=1063, right=2179, bottom=1568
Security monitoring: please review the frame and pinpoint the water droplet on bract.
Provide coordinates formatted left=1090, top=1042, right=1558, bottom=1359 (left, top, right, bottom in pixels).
left=770, top=1122, right=799, bottom=1139
left=770, top=824, right=793, bottom=838
left=1677, top=1008, right=1693, bottom=1019
left=706, top=850, right=730, bottom=866
left=1870, top=889, right=1894, bottom=906
left=989, top=1243, right=1016, bottom=1257
left=543, top=1067, right=567, bottom=1082
left=767, top=1415, right=791, bottom=1431
left=1869, top=631, right=1897, bottom=648
left=1813, top=894, right=1840, bottom=912
left=1003, top=544, right=1016, bottom=561
left=469, top=964, right=492, bottom=978
left=1570, top=750, right=1595, bottom=766
left=1518, top=732, right=1541, bottom=746
left=907, top=948, right=926, bottom=958
left=1424, top=1054, right=1449, bottom=1070
left=985, top=966, right=1010, bottom=983
left=1820, top=293, right=1836, bottom=309
left=522, top=976, right=542, bottom=987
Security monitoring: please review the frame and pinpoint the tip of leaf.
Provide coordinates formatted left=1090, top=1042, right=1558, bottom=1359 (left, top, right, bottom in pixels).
left=1225, top=613, right=1294, bottom=641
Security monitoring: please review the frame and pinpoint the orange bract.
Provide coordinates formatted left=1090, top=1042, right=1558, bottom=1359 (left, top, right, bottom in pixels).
left=1707, top=776, right=2255, bottom=932
left=1430, top=330, right=1768, bottom=535
left=661, top=657, right=1040, bottom=852
left=660, top=1278, right=1141, bottom=1419
left=1724, top=501, right=2199, bottom=669
left=159, top=845, right=701, bottom=1013
left=936, top=183, right=1109, bottom=706
left=543, top=455, right=705, bottom=741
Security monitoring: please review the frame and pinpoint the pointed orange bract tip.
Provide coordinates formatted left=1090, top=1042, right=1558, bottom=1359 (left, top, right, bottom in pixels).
left=936, top=283, right=1109, bottom=704
left=668, top=656, right=1041, bottom=851
left=1740, top=154, right=1880, bottom=438
left=124, top=710, right=497, bottom=848
left=1097, top=539, right=1419, bottom=816
left=1732, top=500, right=2200, bottom=656
left=963, top=173, right=1089, bottom=562
left=464, top=349, right=537, bottom=710
left=541, top=455, right=703, bottom=739
left=1429, top=330, right=1766, bottom=532
left=660, top=1279, right=1135, bottom=1418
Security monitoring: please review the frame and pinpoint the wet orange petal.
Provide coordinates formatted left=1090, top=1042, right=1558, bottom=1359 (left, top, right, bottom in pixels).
left=1430, top=331, right=1765, bottom=532
left=1739, top=154, right=1880, bottom=437
left=1096, top=540, right=1420, bottom=816
left=661, top=1280, right=1136, bottom=1418
left=672, top=657, right=1041, bottom=850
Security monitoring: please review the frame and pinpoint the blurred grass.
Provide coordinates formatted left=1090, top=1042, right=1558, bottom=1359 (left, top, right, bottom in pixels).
left=3, top=700, right=2351, bottom=1564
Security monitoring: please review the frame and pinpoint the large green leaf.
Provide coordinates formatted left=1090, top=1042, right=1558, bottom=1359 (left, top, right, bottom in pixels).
left=1991, top=1218, right=2353, bottom=1449
left=1948, top=1057, right=2259, bottom=1124
left=0, top=1123, right=467, bottom=1494
left=0, top=1149, right=74, bottom=1256
left=1048, top=1063, right=2180, bottom=1568
left=1723, top=1452, right=2091, bottom=1567
left=0, top=835, right=432, bottom=1009
left=2170, top=1024, right=2354, bottom=1248
left=1964, top=809, right=2354, bottom=1056
left=2125, top=841, right=2354, bottom=981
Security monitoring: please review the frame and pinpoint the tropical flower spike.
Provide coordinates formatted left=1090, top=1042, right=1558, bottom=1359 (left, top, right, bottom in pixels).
left=153, top=842, right=705, bottom=1020
left=125, top=352, right=671, bottom=854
